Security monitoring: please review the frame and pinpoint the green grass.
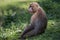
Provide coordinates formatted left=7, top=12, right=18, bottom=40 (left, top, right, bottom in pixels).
left=0, top=0, right=60, bottom=40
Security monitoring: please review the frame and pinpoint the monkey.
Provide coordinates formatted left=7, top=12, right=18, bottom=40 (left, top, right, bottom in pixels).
left=20, top=2, right=47, bottom=39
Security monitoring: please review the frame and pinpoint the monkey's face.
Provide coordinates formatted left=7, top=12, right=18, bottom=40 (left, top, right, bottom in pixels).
left=28, top=2, right=39, bottom=13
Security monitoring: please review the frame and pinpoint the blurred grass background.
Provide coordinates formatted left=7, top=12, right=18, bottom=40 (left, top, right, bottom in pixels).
left=0, top=0, right=60, bottom=40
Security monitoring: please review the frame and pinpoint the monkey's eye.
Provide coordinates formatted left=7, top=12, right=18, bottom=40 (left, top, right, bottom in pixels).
left=29, top=5, right=34, bottom=7
left=29, top=6, right=32, bottom=7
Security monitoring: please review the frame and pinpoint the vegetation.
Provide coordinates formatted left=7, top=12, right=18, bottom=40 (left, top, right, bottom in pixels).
left=0, top=0, right=60, bottom=40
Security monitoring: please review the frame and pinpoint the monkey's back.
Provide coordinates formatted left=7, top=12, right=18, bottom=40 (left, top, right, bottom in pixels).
left=30, top=11, right=47, bottom=33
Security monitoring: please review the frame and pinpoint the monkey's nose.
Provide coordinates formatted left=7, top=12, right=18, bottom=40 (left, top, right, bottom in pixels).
left=28, top=8, right=32, bottom=12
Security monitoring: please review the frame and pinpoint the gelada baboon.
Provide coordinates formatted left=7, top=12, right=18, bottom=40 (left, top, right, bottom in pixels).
left=20, top=2, right=47, bottom=39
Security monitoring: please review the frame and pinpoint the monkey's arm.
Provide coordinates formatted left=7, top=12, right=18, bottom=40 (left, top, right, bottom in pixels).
left=22, top=21, right=41, bottom=38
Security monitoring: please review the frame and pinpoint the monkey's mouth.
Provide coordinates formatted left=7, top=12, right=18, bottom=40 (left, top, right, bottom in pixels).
left=28, top=9, right=35, bottom=14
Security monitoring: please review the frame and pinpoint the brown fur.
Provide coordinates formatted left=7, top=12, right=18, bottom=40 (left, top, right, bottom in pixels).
left=20, top=2, right=47, bottom=39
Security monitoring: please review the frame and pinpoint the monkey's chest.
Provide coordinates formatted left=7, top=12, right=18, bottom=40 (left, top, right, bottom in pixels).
left=31, top=15, right=39, bottom=23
